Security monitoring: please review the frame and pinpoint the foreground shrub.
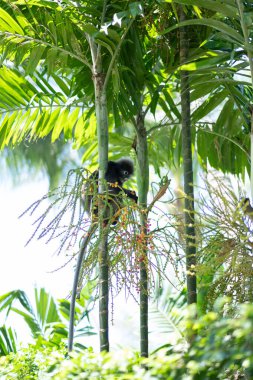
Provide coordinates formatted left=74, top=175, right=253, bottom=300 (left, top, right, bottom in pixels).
left=0, top=345, right=65, bottom=380
left=1, top=304, right=253, bottom=379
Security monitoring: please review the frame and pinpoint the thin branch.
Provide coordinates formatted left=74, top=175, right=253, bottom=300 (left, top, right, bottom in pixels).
left=147, top=120, right=180, bottom=136
left=97, top=0, right=108, bottom=59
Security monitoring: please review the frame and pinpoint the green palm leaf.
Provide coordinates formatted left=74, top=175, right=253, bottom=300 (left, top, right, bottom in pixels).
left=0, top=326, right=17, bottom=355
left=0, top=67, right=92, bottom=148
left=0, top=288, right=60, bottom=338
left=150, top=287, right=187, bottom=340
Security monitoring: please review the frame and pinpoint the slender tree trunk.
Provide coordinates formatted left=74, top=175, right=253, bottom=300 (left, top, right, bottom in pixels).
left=90, top=36, right=109, bottom=352
left=68, top=28, right=109, bottom=352
left=251, top=112, right=253, bottom=201
left=179, top=7, right=197, bottom=305
left=95, top=84, right=109, bottom=352
left=136, top=110, right=149, bottom=357
left=236, top=0, right=253, bottom=200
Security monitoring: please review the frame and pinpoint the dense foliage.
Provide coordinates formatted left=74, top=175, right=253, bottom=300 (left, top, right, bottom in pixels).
left=1, top=303, right=253, bottom=379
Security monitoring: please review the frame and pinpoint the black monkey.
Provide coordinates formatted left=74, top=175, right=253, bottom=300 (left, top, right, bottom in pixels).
left=84, top=158, right=138, bottom=225
left=242, top=198, right=253, bottom=222
left=68, top=158, right=138, bottom=352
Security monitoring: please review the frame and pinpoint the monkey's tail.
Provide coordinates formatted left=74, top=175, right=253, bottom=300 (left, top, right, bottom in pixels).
left=68, top=223, right=97, bottom=352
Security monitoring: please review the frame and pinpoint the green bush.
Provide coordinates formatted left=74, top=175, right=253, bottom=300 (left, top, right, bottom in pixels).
left=0, top=345, right=65, bottom=380
left=1, top=303, right=253, bottom=379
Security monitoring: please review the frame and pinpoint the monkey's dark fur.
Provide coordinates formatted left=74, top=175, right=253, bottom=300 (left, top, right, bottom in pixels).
left=242, top=198, right=253, bottom=222
left=84, top=158, right=138, bottom=225
left=68, top=158, right=137, bottom=352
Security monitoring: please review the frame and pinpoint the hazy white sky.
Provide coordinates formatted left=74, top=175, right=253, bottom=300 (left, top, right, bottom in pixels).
left=0, top=178, right=73, bottom=299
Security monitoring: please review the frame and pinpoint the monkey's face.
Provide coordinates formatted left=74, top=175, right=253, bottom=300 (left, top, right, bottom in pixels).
left=116, top=159, right=134, bottom=183
left=119, top=168, right=131, bottom=183
left=106, top=159, right=134, bottom=185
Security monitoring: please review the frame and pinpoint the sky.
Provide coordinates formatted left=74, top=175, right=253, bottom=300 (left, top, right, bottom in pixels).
left=0, top=178, right=72, bottom=298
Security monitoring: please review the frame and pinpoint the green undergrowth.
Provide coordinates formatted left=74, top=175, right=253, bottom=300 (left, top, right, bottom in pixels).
left=1, top=303, right=253, bottom=379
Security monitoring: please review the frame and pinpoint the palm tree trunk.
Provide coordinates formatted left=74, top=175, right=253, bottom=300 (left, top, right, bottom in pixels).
left=90, top=36, right=109, bottom=352
left=136, top=110, right=149, bottom=357
left=179, top=7, right=197, bottom=305
left=95, top=85, right=109, bottom=352
left=236, top=0, right=253, bottom=200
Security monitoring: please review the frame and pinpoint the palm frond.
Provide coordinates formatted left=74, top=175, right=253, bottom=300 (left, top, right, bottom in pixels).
left=0, top=67, right=93, bottom=147
left=0, top=326, right=17, bottom=355
left=150, top=286, right=187, bottom=340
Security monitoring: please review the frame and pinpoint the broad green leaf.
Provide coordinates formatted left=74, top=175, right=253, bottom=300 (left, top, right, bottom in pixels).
left=26, top=45, right=46, bottom=75
left=0, top=8, right=24, bottom=34
left=95, top=36, right=115, bottom=56
left=165, top=0, right=237, bottom=18
left=51, top=109, right=67, bottom=142
left=11, top=110, right=32, bottom=145
left=52, top=74, right=71, bottom=96
left=82, top=24, right=99, bottom=36
left=63, top=109, right=73, bottom=139
left=192, top=90, right=228, bottom=122
left=109, top=133, right=133, bottom=147
left=15, top=0, right=60, bottom=9
left=74, top=114, right=88, bottom=148
left=129, top=2, right=143, bottom=17
left=162, top=19, right=244, bottom=45
left=191, top=81, right=219, bottom=101
left=107, top=29, right=121, bottom=43
left=0, top=114, right=15, bottom=149
left=46, top=48, right=59, bottom=76
left=18, top=108, right=40, bottom=143
left=150, top=91, right=159, bottom=115
left=158, top=97, right=171, bottom=117
left=35, top=288, right=59, bottom=326
left=0, top=326, right=17, bottom=355
left=15, top=13, right=30, bottom=31
left=0, top=290, right=33, bottom=316
left=10, top=307, right=42, bottom=337
left=180, top=53, right=231, bottom=71
left=67, top=108, right=81, bottom=130
left=44, top=12, right=58, bottom=43
left=163, top=89, right=181, bottom=119
left=214, top=98, right=234, bottom=133
left=39, top=108, right=61, bottom=137
left=81, top=141, right=98, bottom=162
left=34, top=112, right=51, bottom=137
